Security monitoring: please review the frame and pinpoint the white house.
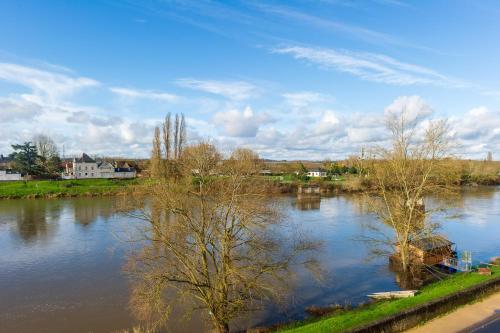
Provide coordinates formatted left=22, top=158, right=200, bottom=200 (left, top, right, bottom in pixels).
left=62, top=153, right=136, bottom=179
left=0, top=169, right=22, bottom=181
left=307, top=168, right=328, bottom=178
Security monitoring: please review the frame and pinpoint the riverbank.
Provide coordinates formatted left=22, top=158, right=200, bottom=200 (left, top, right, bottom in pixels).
left=273, top=265, right=500, bottom=333
left=0, top=178, right=141, bottom=199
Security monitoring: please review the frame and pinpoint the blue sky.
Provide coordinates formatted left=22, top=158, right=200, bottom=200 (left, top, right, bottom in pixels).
left=0, top=0, right=499, bottom=159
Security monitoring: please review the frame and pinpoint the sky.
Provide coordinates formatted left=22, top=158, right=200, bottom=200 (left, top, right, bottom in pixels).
left=0, top=0, right=499, bottom=160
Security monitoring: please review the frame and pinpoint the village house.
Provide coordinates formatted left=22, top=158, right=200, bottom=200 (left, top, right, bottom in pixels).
left=307, top=168, right=328, bottom=178
left=62, top=153, right=136, bottom=179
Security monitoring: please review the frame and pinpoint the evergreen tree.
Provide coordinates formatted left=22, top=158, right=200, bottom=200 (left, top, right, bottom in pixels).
left=10, top=142, right=41, bottom=175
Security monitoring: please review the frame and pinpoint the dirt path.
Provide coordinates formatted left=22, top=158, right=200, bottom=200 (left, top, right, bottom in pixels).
left=406, top=292, right=500, bottom=333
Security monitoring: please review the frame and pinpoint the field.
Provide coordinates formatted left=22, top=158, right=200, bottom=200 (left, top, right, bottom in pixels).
left=279, top=265, right=500, bottom=333
left=0, top=178, right=140, bottom=199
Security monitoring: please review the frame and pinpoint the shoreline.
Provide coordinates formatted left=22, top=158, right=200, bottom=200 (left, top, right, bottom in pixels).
left=0, top=178, right=141, bottom=200
left=258, top=264, right=500, bottom=333
left=1, top=177, right=499, bottom=200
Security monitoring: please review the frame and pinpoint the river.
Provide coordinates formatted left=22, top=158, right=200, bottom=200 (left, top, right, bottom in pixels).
left=1, top=187, right=499, bottom=333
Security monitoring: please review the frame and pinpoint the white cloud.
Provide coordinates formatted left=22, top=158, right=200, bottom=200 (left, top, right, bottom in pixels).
left=346, top=127, right=386, bottom=143
left=450, top=106, right=500, bottom=154
left=176, top=78, right=257, bottom=100
left=109, top=87, right=179, bottom=102
left=272, top=46, right=462, bottom=86
left=384, top=95, right=433, bottom=122
left=0, top=97, right=43, bottom=122
left=314, top=110, right=342, bottom=136
left=0, top=62, right=99, bottom=103
left=213, top=106, right=272, bottom=137
left=282, top=91, right=331, bottom=109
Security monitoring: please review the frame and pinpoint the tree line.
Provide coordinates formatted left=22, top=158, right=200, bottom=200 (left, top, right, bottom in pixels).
left=150, top=112, right=187, bottom=179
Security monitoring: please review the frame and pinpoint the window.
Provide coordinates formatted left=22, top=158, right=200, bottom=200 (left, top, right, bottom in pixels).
left=91, top=173, right=94, bottom=177
left=85, top=173, right=88, bottom=176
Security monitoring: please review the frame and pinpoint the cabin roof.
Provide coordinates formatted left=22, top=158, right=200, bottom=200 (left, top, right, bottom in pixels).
left=411, top=235, right=454, bottom=251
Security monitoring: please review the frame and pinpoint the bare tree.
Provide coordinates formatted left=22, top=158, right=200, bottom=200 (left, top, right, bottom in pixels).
left=178, top=113, right=186, bottom=158
left=162, top=113, right=172, bottom=161
left=173, top=114, right=180, bottom=160
left=367, top=108, right=458, bottom=272
left=150, top=126, right=163, bottom=179
left=126, top=143, right=318, bottom=332
left=33, top=134, right=58, bottom=160
left=33, top=134, right=60, bottom=177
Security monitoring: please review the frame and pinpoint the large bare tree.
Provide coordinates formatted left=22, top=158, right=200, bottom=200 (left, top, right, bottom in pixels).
left=127, top=143, right=318, bottom=332
left=367, top=108, right=458, bottom=272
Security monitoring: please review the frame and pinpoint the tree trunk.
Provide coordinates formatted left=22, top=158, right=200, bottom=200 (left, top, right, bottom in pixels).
left=214, top=321, right=229, bottom=333
left=400, top=243, right=409, bottom=273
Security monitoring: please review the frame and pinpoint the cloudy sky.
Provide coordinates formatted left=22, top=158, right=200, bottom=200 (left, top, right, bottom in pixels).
left=0, top=0, right=499, bottom=160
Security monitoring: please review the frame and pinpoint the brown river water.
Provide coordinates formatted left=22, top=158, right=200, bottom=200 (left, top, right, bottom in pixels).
left=0, top=187, right=499, bottom=333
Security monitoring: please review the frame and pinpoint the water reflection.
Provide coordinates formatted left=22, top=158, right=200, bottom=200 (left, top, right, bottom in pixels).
left=0, top=200, right=60, bottom=242
left=295, top=198, right=321, bottom=210
left=72, top=198, right=116, bottom=226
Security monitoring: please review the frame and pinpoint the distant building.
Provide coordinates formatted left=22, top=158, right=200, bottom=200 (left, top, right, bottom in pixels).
left=487, top=151, right=493, bottom=162
left=307, top=168, right=327, bottom=178
left=0, top=154, right=13, bottom=169
left=62, top=153, right=136, bottom=179
left=0, top=169, right=22, bottom=181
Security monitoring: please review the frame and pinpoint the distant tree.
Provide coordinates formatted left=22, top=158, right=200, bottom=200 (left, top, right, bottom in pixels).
left=33, top=134, right=61, bottom=177
left=10, top=142, right=41, bottom=175
left=173, top=114, right=180, bottom=160
left=150, top=127, right=163, bottom=179
left=299, top=162, right=308, bottom=174
left=33, top=134, right=58, bottom=160
left=152, top=113, right=187, bottom=179
left=162, top=113, right=172, bottom=161
left=178, top=113, right=186, bottom=158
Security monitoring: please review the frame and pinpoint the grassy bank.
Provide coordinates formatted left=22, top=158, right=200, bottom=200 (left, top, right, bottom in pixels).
left=0, top=178, right=141, bottom=199
left=278, top=265, right=500, bottom=333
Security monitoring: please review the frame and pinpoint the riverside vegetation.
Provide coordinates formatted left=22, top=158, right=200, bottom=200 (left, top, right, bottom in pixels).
left=0, top=178, right=140, bottom=199
left=277, top=262, right=500, bottom=333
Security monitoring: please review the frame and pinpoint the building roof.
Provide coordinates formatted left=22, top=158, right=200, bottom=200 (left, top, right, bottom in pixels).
left=115, top=161, right=132, bottom=168
left=0, top=154, right=13, bottom=163
left=308, top=168, right=326, bottom=172
left=76, top=153, right=96, bottom=163
left=115, top=167, right=135, bottom=172
left=411, top=235, right=454, bottom=251
left=97, top=161, right=114, bottom=168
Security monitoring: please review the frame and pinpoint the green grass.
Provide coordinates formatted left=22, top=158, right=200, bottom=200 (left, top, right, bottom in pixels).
left=0, top=178, right=141, bottom=199
left=279, top=266, right=500, bottom=333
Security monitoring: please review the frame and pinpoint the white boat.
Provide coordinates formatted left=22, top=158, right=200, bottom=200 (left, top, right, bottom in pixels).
left=367, top=290, right=418, bottom=299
